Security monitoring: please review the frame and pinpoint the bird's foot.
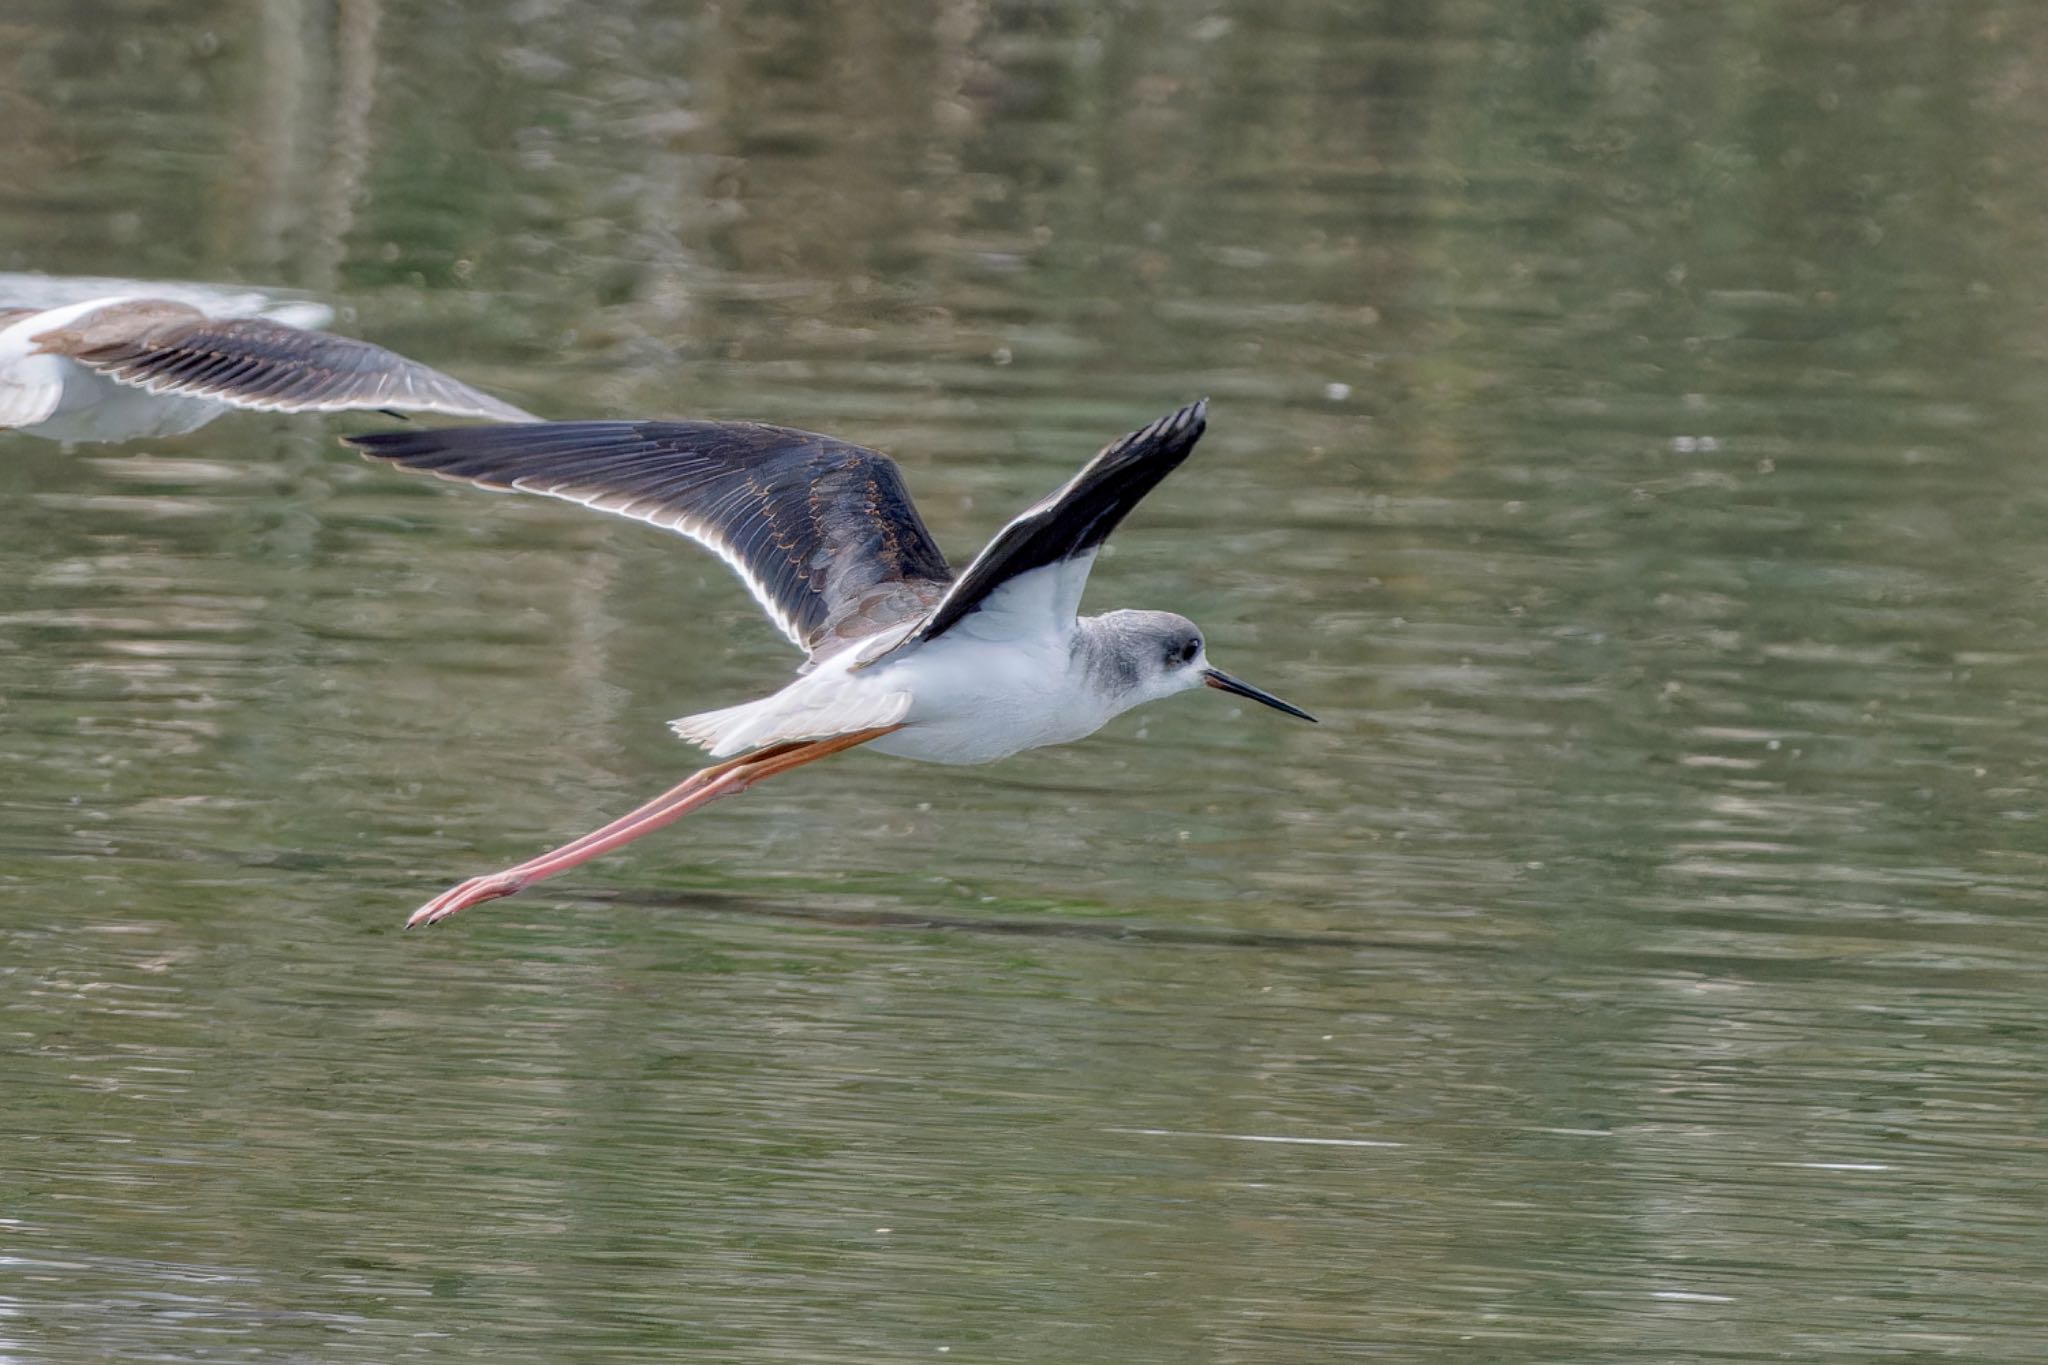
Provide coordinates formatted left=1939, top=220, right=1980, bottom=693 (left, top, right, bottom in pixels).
left=405, top=872, right=530, bottom=928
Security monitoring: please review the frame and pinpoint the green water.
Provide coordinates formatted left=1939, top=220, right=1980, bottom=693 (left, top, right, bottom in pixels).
left=6, top=2, right=2048, bottom=1359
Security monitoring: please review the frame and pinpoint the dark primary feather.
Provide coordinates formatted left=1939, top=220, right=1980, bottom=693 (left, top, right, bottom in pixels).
left=347, top=420, right=955, bottom=654
left=911, top=398, right=1208, bottom=644
left=53, top=313, right=536, bottom=422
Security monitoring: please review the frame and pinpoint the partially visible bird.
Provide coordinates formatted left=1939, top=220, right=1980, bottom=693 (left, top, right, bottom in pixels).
left=348, top=398, right=1315, bottom=927
left=0, top=294, right=534, bottom=443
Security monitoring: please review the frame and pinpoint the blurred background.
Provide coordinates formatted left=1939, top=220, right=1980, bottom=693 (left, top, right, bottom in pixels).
left=6, top=1, right=2048, bottom=1360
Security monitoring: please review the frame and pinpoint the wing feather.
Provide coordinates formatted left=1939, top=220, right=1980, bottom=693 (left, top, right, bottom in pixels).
left=347, top=420, right=955, bottom=656
left=905, top=398, right=1208, bottom=646
left=43, top=312, right=536, bottom=422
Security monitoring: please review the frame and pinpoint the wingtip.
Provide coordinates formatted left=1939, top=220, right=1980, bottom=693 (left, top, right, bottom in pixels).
left=1119, top=397, right=1210, bottom=457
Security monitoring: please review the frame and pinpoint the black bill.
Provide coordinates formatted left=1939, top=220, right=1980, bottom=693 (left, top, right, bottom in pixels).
left=1203, top=669, right=1317, bottom=723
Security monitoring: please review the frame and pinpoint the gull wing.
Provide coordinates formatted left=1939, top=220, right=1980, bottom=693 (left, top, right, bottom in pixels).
left=37, top=301, right=536, bottom=422
left=348, top=420, right=955, bottom=656
left=905, top=398, right=1208, bottom=646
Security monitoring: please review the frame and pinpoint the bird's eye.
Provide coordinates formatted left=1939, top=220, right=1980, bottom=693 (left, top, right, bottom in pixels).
left=1178, top=637, right=1202, bottom=664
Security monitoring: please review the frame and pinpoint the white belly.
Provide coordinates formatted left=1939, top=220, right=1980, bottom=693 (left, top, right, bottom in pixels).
left=864, top=630, right=1114, bottom=766
left=34, top=364, right=228, bottom=442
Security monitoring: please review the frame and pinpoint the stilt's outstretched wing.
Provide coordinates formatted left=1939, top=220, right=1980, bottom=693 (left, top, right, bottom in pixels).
left=348, top=421, right=955, bottom=657
left=38, top=300, right=535, bottom=422
left=905, top=399, right=1208, bottom=646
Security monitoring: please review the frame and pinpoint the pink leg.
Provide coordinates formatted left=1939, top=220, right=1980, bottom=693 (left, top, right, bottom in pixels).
left=405, top=727, right=900, bottom=928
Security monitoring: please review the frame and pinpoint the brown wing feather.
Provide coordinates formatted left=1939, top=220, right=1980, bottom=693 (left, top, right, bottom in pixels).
left=43, top=309, right=535, bottom=423
left=348, top=420, right=955, bottom=656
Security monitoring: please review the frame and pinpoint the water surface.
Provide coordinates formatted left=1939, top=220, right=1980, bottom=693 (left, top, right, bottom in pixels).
left=5, top=2, right=2048, bottom=1360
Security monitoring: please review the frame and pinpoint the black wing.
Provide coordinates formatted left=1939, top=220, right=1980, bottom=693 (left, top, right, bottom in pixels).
left=51, top=312, right=536, bottom=422
left=909, top=398, right=1208, bottom=644
left=347, top=421, right=955, bottom=655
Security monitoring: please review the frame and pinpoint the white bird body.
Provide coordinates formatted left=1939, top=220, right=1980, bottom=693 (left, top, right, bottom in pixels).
left=0, top=292, right=533, bottom=443
left=23, top=369, right=226, bottom=443
left=0, top=296, right=220, bottom=440
left=672, top=558, right=1137, bottom=765
left=347, top=399, right=1313, bottom=926
left=874, top=620, right=1113, bottom=765
left=686, top=618, right=1114, bottom=767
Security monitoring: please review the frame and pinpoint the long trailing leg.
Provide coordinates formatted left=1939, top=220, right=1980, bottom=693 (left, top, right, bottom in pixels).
left=404, top=726, right=903, bottom=928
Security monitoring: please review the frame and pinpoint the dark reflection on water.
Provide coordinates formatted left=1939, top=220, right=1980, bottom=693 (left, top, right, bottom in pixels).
left=8, top=1, right=2048, bottom=1360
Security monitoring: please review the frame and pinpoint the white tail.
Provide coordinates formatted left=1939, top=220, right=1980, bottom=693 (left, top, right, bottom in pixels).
left=671, top=688, right=913, bottom=758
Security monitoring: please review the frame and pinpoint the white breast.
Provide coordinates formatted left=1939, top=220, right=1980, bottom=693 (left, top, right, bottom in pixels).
left=864, top=627, right=1115, bottom=765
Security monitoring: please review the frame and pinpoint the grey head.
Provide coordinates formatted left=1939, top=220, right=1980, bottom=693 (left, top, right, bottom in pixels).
left=1081, top=609, right=1316, bottom=723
